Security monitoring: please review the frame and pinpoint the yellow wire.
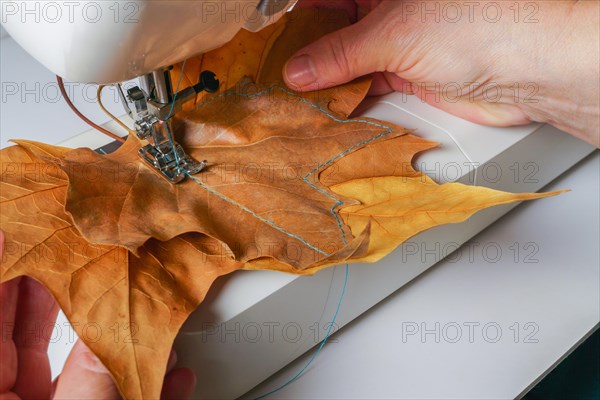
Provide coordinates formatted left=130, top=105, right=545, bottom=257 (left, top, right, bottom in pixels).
left=97, top=85, right=136, bottom=135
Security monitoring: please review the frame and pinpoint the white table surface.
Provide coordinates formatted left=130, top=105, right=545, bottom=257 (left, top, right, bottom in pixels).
left=2, top=35, right=599, bottom=399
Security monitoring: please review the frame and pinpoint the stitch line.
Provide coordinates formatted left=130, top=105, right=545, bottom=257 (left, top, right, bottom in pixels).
left=186, top=174, right=328, bottom=256
left=185, top=85, right=393, bottom=251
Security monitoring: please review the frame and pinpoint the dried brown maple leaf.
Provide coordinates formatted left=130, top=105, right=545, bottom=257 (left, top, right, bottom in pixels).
left=58, top=82, right=409, bottom=269
left=0, top=142, right=242, bottom=399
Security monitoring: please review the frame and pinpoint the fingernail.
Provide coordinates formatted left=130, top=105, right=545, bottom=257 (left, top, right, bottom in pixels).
left=285, top=54, right=317, bottom=88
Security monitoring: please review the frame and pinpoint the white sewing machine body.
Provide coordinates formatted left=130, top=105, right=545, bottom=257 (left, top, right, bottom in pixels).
left=1, top=0, right=295, bottom=83
left=2, top=0, right=298, bottom=183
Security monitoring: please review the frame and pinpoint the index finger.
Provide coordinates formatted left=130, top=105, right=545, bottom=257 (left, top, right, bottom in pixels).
left=0, top=229, right=19, bottom=393
left=0, top=229, right=60, bottom=398
left=13, top=277, right=59, bottom=399
left=0, top=276, right=20, bottom=393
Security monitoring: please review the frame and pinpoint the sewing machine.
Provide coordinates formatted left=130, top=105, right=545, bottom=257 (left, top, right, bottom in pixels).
left=2, top=0, right=296, bottom=182
left=1, top=1, right=596, bottom=399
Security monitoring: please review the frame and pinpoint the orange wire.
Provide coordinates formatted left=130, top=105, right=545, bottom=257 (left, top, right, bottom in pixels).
left=56, top=76, right=125, bottom=143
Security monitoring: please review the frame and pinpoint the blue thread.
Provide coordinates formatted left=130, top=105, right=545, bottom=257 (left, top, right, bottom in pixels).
left=254, top=263, right=349, bottom=400
left=166, top=59, right=187, bottom=121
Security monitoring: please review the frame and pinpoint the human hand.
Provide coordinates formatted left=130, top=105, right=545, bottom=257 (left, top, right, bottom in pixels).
left=285, top=0, right=599, bottom=147
left=0, top=230, right=196, bottom=399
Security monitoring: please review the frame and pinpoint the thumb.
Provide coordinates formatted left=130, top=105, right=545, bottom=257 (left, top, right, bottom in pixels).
left=283, top=6, right=391, bottom=91
left=52, top=340, right=120, bottom=400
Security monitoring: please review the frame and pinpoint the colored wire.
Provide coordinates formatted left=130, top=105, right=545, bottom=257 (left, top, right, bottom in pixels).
left=254, top=263, right=350, bottom=399
left=165, top=59, right=187, bottom=121
left=56, top=76, right=125, bottom=143
left=97, top=85, right=136, bottom=135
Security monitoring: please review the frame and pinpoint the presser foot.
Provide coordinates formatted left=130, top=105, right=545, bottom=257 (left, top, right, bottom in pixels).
left=120, top=68, right=219, bottom=184
left=134, top=117, right=207, bottom=183
left=138, top=140, right=207, bottom=183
